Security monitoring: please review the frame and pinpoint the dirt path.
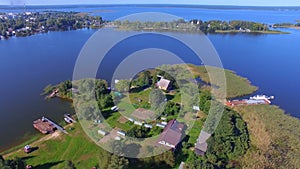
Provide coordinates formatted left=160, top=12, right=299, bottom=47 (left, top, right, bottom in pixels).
left=3, top=131, right=62, bottom=158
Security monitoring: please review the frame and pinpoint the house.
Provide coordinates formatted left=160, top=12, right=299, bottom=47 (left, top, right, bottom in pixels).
left=195, top=130, right=211, bottom=156
left=157, top=119, right=184, bottom=149
left=156, top=78, right=171, bottom=90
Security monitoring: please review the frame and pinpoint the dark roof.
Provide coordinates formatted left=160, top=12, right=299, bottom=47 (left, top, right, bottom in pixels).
left=195, top=131, right=211, bottom=156
left=157, top=119, right=184, bottom=147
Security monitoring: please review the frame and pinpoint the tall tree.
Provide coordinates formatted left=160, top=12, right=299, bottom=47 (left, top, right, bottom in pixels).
left=149, top=89, right=165, bottom=109
left=115, top=80, right=130, bottom=93
left=107, top=155, right=129, bottom=169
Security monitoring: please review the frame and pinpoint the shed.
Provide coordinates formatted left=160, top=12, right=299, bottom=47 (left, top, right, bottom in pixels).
left=98, top=130, right=107, bottom=136
left=144, top=124, right=153, bottom=128
left=117, top=130, right=126, bottom=137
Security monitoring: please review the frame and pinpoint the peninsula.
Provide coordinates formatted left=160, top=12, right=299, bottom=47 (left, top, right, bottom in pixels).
left=2, top=64, right=299, bottom=169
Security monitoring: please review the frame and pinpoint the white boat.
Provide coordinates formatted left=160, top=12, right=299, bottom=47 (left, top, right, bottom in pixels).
left=250, top=95, right=274, bottom=100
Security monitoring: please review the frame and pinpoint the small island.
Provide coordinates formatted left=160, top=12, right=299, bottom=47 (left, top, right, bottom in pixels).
left=112, top=19, right=289, bottom=34
left=272, top=21, right=300, bottom=30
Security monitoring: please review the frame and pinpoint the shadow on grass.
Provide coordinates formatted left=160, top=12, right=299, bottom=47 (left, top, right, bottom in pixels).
left=34, top=161, right=63, bottom=169
left=129, top=86, right=149, bottom=93
left=165, top=94, right=174, bottom=100
left=21, top=156, right=35, bottom=160
left=101, top=109, right=115, bottom=119
left=28, top=146, right=39, bottom=153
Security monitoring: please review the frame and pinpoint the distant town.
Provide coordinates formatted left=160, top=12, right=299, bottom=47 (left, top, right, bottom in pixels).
left=0, top=11, right=104, bottom=39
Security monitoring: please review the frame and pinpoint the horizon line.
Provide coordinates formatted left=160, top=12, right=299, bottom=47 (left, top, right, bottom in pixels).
left=1, top=4, right=300, bottom=7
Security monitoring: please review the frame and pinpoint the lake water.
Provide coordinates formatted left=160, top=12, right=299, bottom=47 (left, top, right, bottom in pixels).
left=0, top=5, right=300, bottom=151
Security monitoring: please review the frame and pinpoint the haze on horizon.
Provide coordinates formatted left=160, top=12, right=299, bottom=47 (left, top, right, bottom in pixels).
left=1, top=0, right=300, bottom=7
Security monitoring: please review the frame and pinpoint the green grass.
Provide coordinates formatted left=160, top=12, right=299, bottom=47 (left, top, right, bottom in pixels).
left=116, top=96, right=136, bottom=118
left=187, top=119, right=204, bottom=144
left=166, top=91, right=181, bottom=104
left=129, top=88, right=152, bottom=109
left=106, top=112, right=133, bottom=131
left=188, top=64, right=258, bottom=98
left=5, top=123, right=105, bottom=169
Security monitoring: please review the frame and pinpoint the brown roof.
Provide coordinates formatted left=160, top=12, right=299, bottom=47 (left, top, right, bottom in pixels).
left=157, top=119, right=184, bottom=147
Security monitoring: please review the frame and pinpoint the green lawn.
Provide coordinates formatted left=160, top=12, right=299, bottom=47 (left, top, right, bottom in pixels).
left=116, top=96, right=136, bottom=118
left=188, top=64, right=258, bottom=98
left=6, top=123, right=105, bottom=169
left=128, top=88, right=152, bottom=109
left=106, top=112, right=133, bottom=131
left=187, top=118, right=204, bottom=144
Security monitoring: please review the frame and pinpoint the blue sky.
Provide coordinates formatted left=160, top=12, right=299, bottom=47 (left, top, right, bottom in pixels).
left=2, top=0, right=300, bottom=6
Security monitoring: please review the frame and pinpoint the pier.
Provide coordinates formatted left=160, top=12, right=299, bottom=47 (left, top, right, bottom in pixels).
left=226, top=94, right=274, bottom=107
left=44, top=117, right=68, bottom=134
left=33, top=117, right=56, bottom=134
left=33, top=116, right=68, bottom=134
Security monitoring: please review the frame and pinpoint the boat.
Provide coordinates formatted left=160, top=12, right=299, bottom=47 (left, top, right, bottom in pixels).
left=226, top=98, right=271, bottom=107
left=250, top=95, right=274, bottom=100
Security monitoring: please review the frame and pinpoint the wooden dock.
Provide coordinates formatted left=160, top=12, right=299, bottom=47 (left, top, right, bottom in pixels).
left=33, top=117, right=68, bottom=134
left=33, top=117, right=56, bottom=134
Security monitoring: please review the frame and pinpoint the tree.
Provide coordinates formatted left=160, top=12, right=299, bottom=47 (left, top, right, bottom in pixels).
left=0, top=157, right=26, bottom=169
left=115, top=80, right=130, bottom=93
left=98, top=151, right=111, bottom=169
left=107, top=155, right=129, bottom=169
left=152, top=150, right=175, bottom=168
left=127, top=125, right=149, bottom=138
left=149, top=89, right=165, bottom=109
left=185, top=153, right=215, bottom=169
left=131, top=71, right=151, bottom=87
left=98, top=94, right=113, bottom=109
left=199, top=90, right=212, bottom=114
left=164, top=101, right=180, bottom=116
left=205, top=109, right=250, bottom=167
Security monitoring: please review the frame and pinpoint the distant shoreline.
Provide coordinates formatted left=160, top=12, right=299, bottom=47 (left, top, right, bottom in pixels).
left=1, top=4, right=300, bottom=10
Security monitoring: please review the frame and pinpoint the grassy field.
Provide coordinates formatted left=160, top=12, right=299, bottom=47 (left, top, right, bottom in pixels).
left=106, top=112, right=133, bottom=131
left=188, top=64, right=258, bottom=98
left=128, top=88, right=152, bottom=109
left=4, top=123, right=105, bottom=169
left=234, top=105, right=300, bottom=168
left=116, top=95, right=138, bottom=118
